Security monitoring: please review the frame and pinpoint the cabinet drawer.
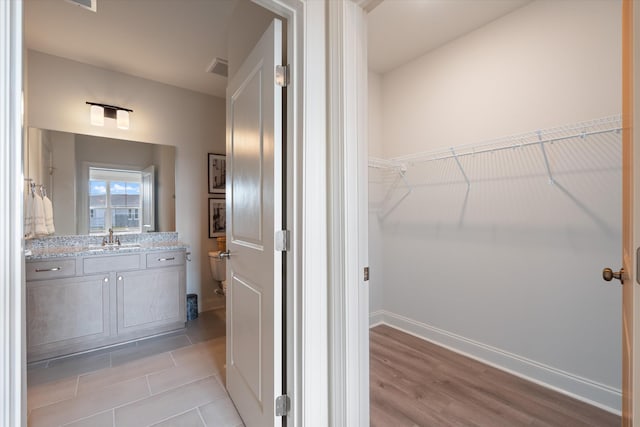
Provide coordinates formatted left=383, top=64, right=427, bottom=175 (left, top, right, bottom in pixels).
left=146, top=251, right=185, bottom=269
left=83, top=254, right=141, bottom=274
left=26, top=258, right=76, bottom=281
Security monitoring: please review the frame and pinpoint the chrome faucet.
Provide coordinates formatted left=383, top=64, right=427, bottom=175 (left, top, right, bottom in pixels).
left=102, top=228, right=121, bottom=246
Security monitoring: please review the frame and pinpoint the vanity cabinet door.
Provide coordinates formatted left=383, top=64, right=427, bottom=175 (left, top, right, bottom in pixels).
left=27, top=274, right=111, bottom=362
left=116, top=266, right=186, bottom=336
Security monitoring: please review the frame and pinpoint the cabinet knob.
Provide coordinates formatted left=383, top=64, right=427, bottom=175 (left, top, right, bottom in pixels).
left=104, top=277, right=109, bottom=282
left=118, top=276, right=123, bottom=281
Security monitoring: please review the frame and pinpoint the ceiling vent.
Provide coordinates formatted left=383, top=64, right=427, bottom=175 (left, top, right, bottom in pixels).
left=206, top=58, right=228, bottom=78
left=65, top=0, right=97, bottom=12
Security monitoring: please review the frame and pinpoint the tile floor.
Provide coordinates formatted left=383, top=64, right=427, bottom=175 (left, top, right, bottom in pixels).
left=27, top=309, right=243, bottom=427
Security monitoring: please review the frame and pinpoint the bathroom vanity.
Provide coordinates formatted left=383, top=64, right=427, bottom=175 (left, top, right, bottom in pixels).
left=25, top=233, right=188, bottom=362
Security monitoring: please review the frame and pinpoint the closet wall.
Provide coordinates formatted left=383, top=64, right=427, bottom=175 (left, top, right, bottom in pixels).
left=370, top=0, right=622, bottom=412
left=369, top=71, right=384, bottom=314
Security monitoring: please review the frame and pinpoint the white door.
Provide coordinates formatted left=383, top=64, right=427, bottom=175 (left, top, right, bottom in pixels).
left=226, top=19, right=284, bottom=427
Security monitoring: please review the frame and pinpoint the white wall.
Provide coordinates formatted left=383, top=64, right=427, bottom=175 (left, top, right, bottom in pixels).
left=372, top=0, right=622, bottom=411
left=368, top=71, right=384, bottom=316
left=381, top=0, right=622, bottom=157
left=27, top=50, right=226, bottom=312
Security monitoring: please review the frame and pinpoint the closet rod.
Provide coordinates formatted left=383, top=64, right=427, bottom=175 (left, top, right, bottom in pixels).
left=390, top=115, right=622, bottom=166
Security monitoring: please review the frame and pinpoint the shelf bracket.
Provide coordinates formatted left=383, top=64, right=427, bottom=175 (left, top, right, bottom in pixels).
left=450, top=148, right=470, bottom=188
left=379, top=170, right=412, bottom=220
left=537, top=130, right=555, bottom=184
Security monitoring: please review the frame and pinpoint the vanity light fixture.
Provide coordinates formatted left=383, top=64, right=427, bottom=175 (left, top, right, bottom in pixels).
left=90, top=104, right=104, bottom=126
left=86, top=102, right=133, bottom=130
left=116, top=110, right=130, bottom=130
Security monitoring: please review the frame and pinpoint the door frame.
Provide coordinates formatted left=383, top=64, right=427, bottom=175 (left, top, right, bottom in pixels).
left=251, top=0, right=329, bottom=425
left=326, top=1, right=370, bottom=426
left=623, top=0, right=640, bottom=424
left=0, top=0, right=26, bottom=426
left=633, top=0, right=640, bottom=421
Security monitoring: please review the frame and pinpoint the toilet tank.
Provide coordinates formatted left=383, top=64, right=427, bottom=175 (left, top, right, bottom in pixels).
left=208, top=251, right=226, bottom=281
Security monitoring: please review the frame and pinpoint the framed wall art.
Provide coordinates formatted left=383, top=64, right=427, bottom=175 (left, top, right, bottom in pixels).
left=208, top=153, right=226, bottom=195
left=208, top=198, right=226, bottom=238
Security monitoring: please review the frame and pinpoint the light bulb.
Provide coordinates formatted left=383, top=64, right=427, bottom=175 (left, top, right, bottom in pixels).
left=90, top=105, right=104, bottom=126
left=117, top=110, right=130, bottom=130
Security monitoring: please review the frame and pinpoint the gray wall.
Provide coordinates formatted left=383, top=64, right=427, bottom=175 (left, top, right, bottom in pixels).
left=370, top=0, right=622, bottom=411
left=153, top=144, right=176, bottom=233
left=228, top=0, right=280, bottom=81
left=49, top=130, right=76, bottom=236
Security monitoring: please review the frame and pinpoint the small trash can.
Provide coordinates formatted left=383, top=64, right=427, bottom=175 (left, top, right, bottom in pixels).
left=186, top=293, right=198, bottom=321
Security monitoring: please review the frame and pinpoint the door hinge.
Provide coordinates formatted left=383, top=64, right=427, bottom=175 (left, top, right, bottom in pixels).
left=275, top=394, right=290, bottom=417
left=275, top=230, right=290, bottom=252
left=276, top=64, right=290, bottom=87
left=364, top=266, right=370, bottom=282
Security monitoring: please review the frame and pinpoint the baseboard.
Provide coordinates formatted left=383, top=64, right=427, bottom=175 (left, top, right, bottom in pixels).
left=370, top=310, right=622, bottom=415
left=201, top=295, right=225, bottom=312
left=369, top=310, right=385, bottom=328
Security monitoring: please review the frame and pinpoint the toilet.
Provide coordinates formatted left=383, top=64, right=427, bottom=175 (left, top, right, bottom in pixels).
left=208, top=251, right=227, bottom=295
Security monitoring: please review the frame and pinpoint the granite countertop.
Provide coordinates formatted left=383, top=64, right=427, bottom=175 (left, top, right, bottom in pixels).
left=25, top=232, right=189, bottom=261
left=25, top=241, right=189, bottom=260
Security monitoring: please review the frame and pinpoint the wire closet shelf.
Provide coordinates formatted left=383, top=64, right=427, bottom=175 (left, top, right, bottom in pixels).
left=368, top=115, right=622, bottom=218
left=370, top=115, right=621, bottom=170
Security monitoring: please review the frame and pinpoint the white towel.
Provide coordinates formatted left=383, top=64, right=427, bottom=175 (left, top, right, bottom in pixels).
left=33, top=194, right=48, bottom=236
left=43, top=195, right=55, bottom=235
left=24, top=193, right=34, bottom=239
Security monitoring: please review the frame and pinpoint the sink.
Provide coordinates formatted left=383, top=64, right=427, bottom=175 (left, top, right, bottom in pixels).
left=86, top=243, right=142, bottom=252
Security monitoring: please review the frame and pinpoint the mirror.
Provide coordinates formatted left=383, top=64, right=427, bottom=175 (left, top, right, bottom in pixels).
left=25, top=128, right=176, bottom=236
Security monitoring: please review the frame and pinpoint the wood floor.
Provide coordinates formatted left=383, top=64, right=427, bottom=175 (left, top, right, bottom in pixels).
left=370, top=325, right=620, bottom=427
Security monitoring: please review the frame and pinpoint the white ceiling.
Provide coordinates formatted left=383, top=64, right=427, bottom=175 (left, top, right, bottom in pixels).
left=25, top=0, right=532, bottom=97
left=25, top=0, right=238, bottom=98
left=368, top=0, right=531, bottom=74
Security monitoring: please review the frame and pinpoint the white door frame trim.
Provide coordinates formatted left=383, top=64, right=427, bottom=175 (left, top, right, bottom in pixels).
left=0, top=1, right=25, bottom=426
left=251, top=0, right=329, bottom=425
left=327, top=1, right=369, bottom=426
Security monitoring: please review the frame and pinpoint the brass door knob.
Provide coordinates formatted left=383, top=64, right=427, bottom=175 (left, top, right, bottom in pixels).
left=602, top=267, right=624, bottom=283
